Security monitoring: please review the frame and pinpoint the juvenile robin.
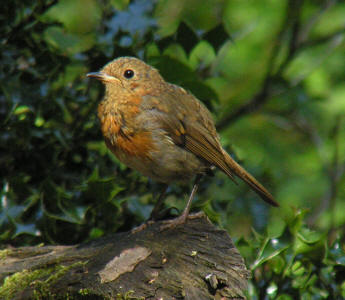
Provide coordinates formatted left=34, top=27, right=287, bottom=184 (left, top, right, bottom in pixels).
left=87, top=57, right=278, bottom=228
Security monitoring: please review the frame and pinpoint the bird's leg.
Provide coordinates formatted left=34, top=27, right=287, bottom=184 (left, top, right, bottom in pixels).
left=149, top=184, right=169, bottom=220
left=179, top=174, right=202, bottom=220
left=160, top=174, right=203, bottom=230
left=131, top=184, right=169, bottom=234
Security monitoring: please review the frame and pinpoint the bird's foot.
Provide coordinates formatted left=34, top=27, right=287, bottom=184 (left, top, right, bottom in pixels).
left=159, top=211, right=205, bottom=231
left=131, top=220, right=155, bottom=234
left=131, top=207, right=180, bottom=234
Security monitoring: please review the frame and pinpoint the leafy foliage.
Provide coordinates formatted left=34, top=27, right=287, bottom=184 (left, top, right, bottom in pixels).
left=241, top=209, right=345, bottom=299
left=1, top=0, right=345, bottom=297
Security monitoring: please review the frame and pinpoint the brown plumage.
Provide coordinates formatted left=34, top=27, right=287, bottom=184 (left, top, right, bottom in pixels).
left=88, top=57, right=278, bottom=227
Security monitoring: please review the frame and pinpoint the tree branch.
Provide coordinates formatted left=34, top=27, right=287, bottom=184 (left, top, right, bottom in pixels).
left=0, top=215, right=249, bottom=300
left=217, top=0, right=304, bottom=130
left=216, top=0, right=342, bottom=130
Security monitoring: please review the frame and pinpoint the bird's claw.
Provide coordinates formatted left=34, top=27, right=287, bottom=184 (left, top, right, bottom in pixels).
left=159, top=211, right=205, bottom=231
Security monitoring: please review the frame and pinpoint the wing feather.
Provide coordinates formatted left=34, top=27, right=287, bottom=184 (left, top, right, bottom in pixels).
left=141, top=89, right=278, bottom=206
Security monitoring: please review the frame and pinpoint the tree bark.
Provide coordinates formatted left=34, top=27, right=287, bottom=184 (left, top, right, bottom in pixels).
left=0, top=214, right=250, bottom=299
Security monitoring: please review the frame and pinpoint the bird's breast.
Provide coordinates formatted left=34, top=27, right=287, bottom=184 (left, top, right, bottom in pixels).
left=113, top=130, right=156, bottom=159
left=98, top=102, right=156, bottom=160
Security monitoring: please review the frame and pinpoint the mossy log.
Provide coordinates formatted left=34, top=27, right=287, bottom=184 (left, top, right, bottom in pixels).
left=0, top=214, right=250, bottom=299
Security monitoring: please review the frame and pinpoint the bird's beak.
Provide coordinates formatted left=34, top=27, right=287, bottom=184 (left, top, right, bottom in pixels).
left=87, top=72, right=121, bottom=84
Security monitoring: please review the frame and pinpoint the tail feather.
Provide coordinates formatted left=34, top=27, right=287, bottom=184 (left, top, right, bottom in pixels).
left=222, top=151, right=279, bottom=207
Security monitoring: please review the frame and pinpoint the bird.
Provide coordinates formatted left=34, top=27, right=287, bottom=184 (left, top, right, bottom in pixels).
left=87, top=57, right=278, bottom=228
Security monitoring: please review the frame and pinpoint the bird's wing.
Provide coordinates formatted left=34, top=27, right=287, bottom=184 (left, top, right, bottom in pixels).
left=141, top=90, right=236, bottom=181
left=141, top=87, right=278, bottom=207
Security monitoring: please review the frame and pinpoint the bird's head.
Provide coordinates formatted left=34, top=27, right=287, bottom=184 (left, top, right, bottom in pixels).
left=87, top=57, right=164, bottom=95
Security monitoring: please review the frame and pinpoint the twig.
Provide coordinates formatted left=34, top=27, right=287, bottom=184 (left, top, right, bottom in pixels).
left=216, top=0, right=343, bottom=130
left=217, top=0, right=304, bottom=130
left=297, top=0, right=337, bottom=44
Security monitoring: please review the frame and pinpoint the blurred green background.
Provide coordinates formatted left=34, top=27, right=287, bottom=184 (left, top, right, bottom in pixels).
left=1, top=0, right=345, bottom=298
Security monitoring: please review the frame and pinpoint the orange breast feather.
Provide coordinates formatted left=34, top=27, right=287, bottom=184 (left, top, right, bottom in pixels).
left=116, top=132, right=155, bottom=158
left=101, top=113, right=155, bottom=159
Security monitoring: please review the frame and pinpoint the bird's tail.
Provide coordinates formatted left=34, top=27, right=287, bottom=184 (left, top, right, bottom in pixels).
left=222, top=151, right=279, bottom=207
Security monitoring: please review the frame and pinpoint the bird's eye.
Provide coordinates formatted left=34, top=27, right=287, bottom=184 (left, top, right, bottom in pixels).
left=123, top=69, right=134, bottom=79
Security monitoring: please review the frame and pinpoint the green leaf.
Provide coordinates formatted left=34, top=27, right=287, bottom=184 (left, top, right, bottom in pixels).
left=162, top=43, right=189, bottom=65
left=150, top=56, right=196, bottom=84
left=89, top=227, right=104, bottom=239
left=34, top=116, right=45, bottom=127
left=155, top=0, right=183, bottom=37
left=189, top=40, right=216, bottom=70
left=145, top=43, right=161, bottom=59
left=297, top=227, right=323, bottom=244
left=111, top=0, right=129, bottom=11
left=14, top=105, right=31, bottom=115
left=44, top=26, right=96, bottom=55
left=322, top=85, right=345, bottom=114
left=293, top=231, right=325, bottom=258
left=291, top=261, right=305, bottom=276
left=251, top=236, right=289, bottom=270
left=267, top=217, right=286, bottom=239
left=286, top=208, right=309, bottom=235
left=52, top=63, right=88, bottom=90
left=270, top=255, right=286, bottom=274
left=42, top=0, right=101, bottom=34
left=14, top=224, right=38, bottom=237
